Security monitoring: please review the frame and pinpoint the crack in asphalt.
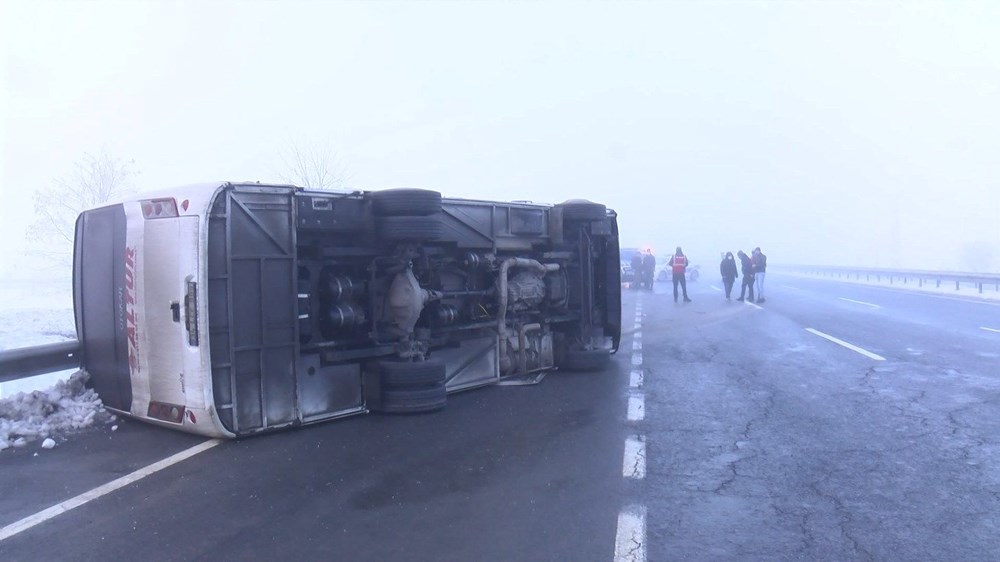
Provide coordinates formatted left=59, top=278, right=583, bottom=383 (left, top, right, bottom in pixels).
left=809, top=479, right=875, bottom=562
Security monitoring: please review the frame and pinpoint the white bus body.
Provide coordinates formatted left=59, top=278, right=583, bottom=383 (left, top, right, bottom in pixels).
left=73, top=183, right=621, bottom=438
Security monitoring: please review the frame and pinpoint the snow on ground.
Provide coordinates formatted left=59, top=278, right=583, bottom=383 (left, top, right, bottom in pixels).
left=0, top=272, right=100, bottom=450
left=0, top=275, right=76, bottom=398
left=0, top=370, right=106, bottom=452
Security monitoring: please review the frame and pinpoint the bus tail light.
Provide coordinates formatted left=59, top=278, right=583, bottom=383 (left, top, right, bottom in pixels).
left=140, top=198, right=179, bottom=219
left=148, top=401, right=185, bottom=424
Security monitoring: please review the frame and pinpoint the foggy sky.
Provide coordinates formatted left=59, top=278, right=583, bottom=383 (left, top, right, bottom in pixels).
left=2, top=0, right=999, bottom=275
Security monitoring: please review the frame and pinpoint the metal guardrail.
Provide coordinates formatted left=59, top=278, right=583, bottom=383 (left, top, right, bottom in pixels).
left=0, top=340, right=81, bottom=384
left=777, top=265, right=1000, bottom=294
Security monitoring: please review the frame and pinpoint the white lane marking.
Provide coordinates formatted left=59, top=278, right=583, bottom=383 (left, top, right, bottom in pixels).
left=623, top=435, right=646, bottom=479
left=632, top=340, right=642, bottom=351
left=613, top=505, right=647, bottom=562
left=710, top=285, right=722, bottom=292
left=780, top=284, right=799, bottom=290
left=0, top=439, right=221, bottom=542
left=627, top=394, right=645, bottom=422
left=839, top=297, right=881, bottom=309
left=631, top=353, right=643, bottom=367
left=981, top=327, right=1000, bottom=333
left=629, top=369, right=643, bottom=389
left=805, top=328, right=886, bottom=361
left=744, top=300, right=763, bottom=310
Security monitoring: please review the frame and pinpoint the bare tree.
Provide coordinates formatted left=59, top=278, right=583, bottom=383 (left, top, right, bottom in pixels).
left=277, top=140, right=349, bottom=190
left=26, top=150, right=138, bottom=265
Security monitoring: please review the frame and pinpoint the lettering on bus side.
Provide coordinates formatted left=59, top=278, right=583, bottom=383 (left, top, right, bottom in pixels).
left=124, top=246, right=140, bottom=374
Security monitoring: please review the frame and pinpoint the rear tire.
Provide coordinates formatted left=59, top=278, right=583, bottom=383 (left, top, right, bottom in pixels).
left=378, top=383, right=447, bottom=414
left=378, top=358, right=446, bottom=389
left=689, top=269, right=700, bottom=282
left=372, top=188, right=442, bottom=217
left=377, top=215, right=443, bottom=241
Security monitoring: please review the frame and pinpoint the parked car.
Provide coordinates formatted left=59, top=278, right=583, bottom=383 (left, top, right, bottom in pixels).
left=621, top=262, right=636, bottom=283
left=657, top=262, right=700, bottom=282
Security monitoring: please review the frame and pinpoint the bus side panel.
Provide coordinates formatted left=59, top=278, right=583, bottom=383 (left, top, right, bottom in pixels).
left=74, top=205, right=133, bottom=411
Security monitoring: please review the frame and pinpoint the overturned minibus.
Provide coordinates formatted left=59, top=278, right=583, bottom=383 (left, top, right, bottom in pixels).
left=73, top=183, right=621, bottom=437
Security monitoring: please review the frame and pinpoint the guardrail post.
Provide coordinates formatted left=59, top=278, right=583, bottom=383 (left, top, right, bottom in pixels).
left=955, top=280, right=960, bottom=291
left=979, top=282, right=983, bottom=294
left=936, top=279, right=941, bottom=288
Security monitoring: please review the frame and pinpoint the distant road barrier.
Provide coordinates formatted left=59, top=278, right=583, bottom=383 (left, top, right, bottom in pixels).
left=0, top=340, right=80, bottom=384
left=776, top=265, right=1000, bottom=294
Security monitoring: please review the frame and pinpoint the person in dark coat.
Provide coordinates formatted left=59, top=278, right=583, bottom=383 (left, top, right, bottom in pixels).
left=720, top=251, right=738, bottom=300
left=737, top=250, right=755, bottom=302
left=670, top=246, right=691, bottom=302
left=752, top=247, right=767, bottom=303
left=630, top=252, right=643, bottom=289
left=641, top=249, right=656, bottom=291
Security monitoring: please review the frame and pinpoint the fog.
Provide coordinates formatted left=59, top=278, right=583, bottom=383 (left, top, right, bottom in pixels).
left=2, top=0, right=999, bottom=275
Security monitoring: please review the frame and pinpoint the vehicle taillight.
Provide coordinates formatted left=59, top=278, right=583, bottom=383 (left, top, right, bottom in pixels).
left=147, top=401, right=186, bottom=424
left=140, top=198, right=179, bottom=219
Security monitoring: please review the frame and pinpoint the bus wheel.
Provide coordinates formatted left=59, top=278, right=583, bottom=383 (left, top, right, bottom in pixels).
left=560, top=347, right=611, bottom=372
left=377, top=215, right=443, bottom=241
left=557, top=199, right=607, bottom=222
left=378, top=383, right=448, bottom=414
left=378, top=358, right=446, bottom=388
left=658, top=270, right=668, bottom=282
left=372, top=188, right=442, bottom=216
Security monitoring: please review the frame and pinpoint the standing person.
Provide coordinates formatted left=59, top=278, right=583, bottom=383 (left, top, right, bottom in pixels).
left=720, top=251, right=738, bottom=300
left=630, top=252, right=643, bottom=290
left=670, top=247, right=692, bottom=302
left=737, top=250, right=755, bottom=302
left=753, top=247, right=767, bottom=303
left=641, top=249, right=656, bottom=291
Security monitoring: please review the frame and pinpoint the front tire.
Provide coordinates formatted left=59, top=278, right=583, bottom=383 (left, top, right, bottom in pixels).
left=557, top=199, right=607, bottom=222
left=371, top=188, right=442, bottom=216
left=377, top=215, right=443, bottom=241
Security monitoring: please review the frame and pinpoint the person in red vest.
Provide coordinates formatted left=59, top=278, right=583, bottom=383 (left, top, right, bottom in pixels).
left=671, top=247, right=692, bottom=303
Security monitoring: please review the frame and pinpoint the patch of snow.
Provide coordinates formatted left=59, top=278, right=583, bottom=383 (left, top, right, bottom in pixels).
left=111, top=425, right=118, bottom=432
left=41, top=438, right=56, bottom=449
left=0, top=371, right=105, bottom=452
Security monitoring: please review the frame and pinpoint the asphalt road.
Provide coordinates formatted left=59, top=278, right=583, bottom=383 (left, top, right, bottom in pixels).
left=2, top=273, right=999, bottom=561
